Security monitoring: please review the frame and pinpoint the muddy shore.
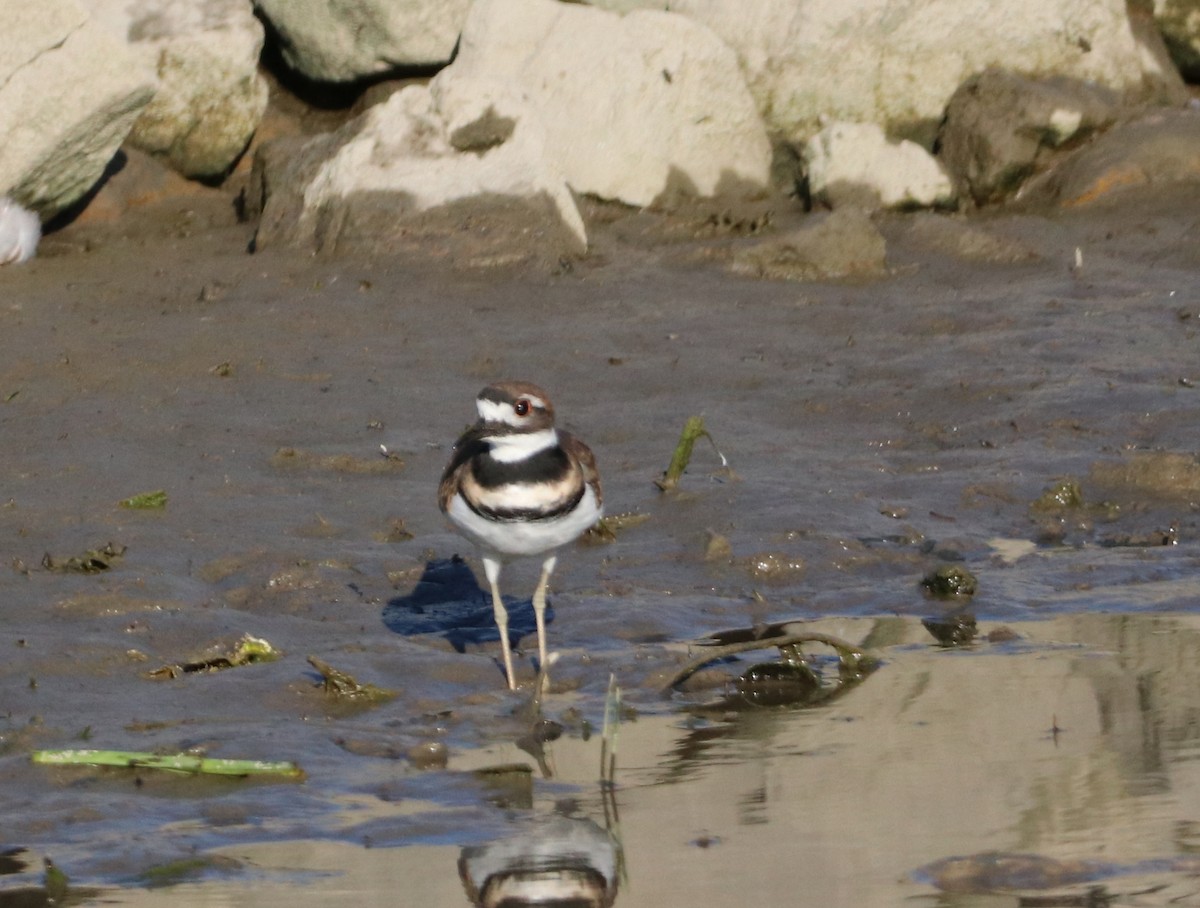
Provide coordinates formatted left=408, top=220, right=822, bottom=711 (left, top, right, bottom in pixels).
left=2, top=183, right=1200, bottom=903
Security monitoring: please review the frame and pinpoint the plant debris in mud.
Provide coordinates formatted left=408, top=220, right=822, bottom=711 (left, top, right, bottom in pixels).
left=375, top=517, right=414, bottom=543
left=703, top=529, right=733, bottom=561
left=1088, top=451, right=1200, bottom=501
left=137, top=855, right=244, bottom=888
left=42, top=858, right=68, bottom=902
left=118, top=489, right=168, bottom=510
left=40, top=542, right=126, bottom=573
left=306, top=655, right=397, bottom=704
left=1031, top=478, right=1085, bottom=511
left=1097, top=522, right=1179, bottom=547
left=1028, top=477, right=1126, bottom=545
left=0, top=852, right=89, bottom=906
left=1029, top=468, right=1190, bottom=548
left=921, top=564, right=978, bottom=599
left=146, top=633, right=278, bottom=679
left=269, top=446, right=405, bottom=473
left=584, top=510, right=651, bottom=542
left=1029, top=477, right=1121, bottom=521
left=742, top=551, right=806, bottom=582
left=655, top=415, right=733, bottom=491
left=0, top=855, right=104, bottom=907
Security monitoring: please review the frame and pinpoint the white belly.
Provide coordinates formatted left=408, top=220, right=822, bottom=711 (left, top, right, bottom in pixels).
left=446, top=486, right=602, bottom=560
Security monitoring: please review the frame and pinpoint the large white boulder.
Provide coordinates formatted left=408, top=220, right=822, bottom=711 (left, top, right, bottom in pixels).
left=804, top=122, right=954, bottom=210
left=450, top=0, right=772, bottom=208
left=0, top=1, right=156, bottom=217
left=659, top=0, right=1186, bottom=146
left=250, top=71, right=587, bottom=263
left=85, top=0, right=269, bottom=178
left=253, top=0, right=471, bottom=82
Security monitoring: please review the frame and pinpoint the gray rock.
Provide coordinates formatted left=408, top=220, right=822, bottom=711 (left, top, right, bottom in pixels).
left=656, top=0, right=1185, bottom=147
left=1019, top=108, right=1200, bottom=208
left=86, top=0, right=269, bottom=178
left=938, top=69, right=1121, bottom=206
left=248, top=75, right=587, bottom=266
left=729, top=209, right=888, bottom=281
left=892, top=213, right=1040, bottom=263
left=0, top=2, right=156, bottom=217
left=254, top=0, right=471, bottom=82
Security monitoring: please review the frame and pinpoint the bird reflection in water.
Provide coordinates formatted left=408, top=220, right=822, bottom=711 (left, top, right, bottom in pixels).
left=458, top=815, right=620, bottom=908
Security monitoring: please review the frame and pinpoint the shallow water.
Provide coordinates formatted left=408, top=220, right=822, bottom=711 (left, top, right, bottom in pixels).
left=15, top=613, right=1200, bottom=907
left=2, top=190, right=1200, bottom=905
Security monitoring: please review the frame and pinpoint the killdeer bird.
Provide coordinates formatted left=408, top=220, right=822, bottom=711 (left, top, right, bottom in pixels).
left=0, top=197, right=39, bottom=265
left=438, top=381, right=603, bottom=690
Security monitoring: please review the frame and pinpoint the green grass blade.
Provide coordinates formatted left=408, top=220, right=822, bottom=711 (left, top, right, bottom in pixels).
left=32, top=749, right=304, bottom=779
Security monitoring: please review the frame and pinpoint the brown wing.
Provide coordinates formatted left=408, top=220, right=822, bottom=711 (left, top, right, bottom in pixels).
left=560, top=430, right=602, bottom=508
left=437, top=425, right=489, bottom=513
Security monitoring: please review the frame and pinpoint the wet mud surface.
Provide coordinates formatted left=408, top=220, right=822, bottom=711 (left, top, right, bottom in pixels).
left=2, top=187, right=1200, bottom=905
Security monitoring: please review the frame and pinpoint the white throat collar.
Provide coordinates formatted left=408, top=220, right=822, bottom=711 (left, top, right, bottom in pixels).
left=487, top=428, right=558, bottom=463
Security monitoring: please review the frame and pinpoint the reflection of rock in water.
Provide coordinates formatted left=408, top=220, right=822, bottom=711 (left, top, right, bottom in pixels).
left=915, top=851, right=1108, bottom=892
left=458, top=815, right=619, bottom=908
left=1056, top=613, right=1200, bottom=792
left=915, top=850, right=1200, bottom=895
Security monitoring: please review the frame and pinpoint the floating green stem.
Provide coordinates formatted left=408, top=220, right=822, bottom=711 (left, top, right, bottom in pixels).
left=31, top=749, right=304, bottom=779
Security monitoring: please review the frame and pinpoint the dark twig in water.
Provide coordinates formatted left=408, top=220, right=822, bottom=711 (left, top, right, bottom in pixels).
left=661, top=631, right=872, bottom=694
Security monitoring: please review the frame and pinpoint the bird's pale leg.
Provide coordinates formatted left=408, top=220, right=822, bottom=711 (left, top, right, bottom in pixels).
left=483, top=556, right=517, bottom=690
left=532, top=554, right=557, bottom=676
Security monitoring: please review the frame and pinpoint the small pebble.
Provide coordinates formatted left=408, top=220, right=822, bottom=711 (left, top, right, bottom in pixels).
left=406, top=740, right=448, bottom=770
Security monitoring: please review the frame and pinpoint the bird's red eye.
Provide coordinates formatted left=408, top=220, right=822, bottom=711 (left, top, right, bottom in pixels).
left=514, top=399, right=531, bottom=417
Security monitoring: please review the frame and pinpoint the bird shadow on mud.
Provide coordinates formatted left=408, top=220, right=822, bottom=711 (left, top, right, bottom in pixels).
left=382, top=556, right=553, bottom=653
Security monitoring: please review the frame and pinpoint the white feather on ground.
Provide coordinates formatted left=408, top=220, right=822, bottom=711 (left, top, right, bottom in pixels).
left=0, top=197, right=41, bottom=264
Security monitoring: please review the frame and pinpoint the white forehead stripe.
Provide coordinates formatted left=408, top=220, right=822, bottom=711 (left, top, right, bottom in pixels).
left=476, top=395, right=548, bottom=426
left=476, top=399, right=508, bottom=423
